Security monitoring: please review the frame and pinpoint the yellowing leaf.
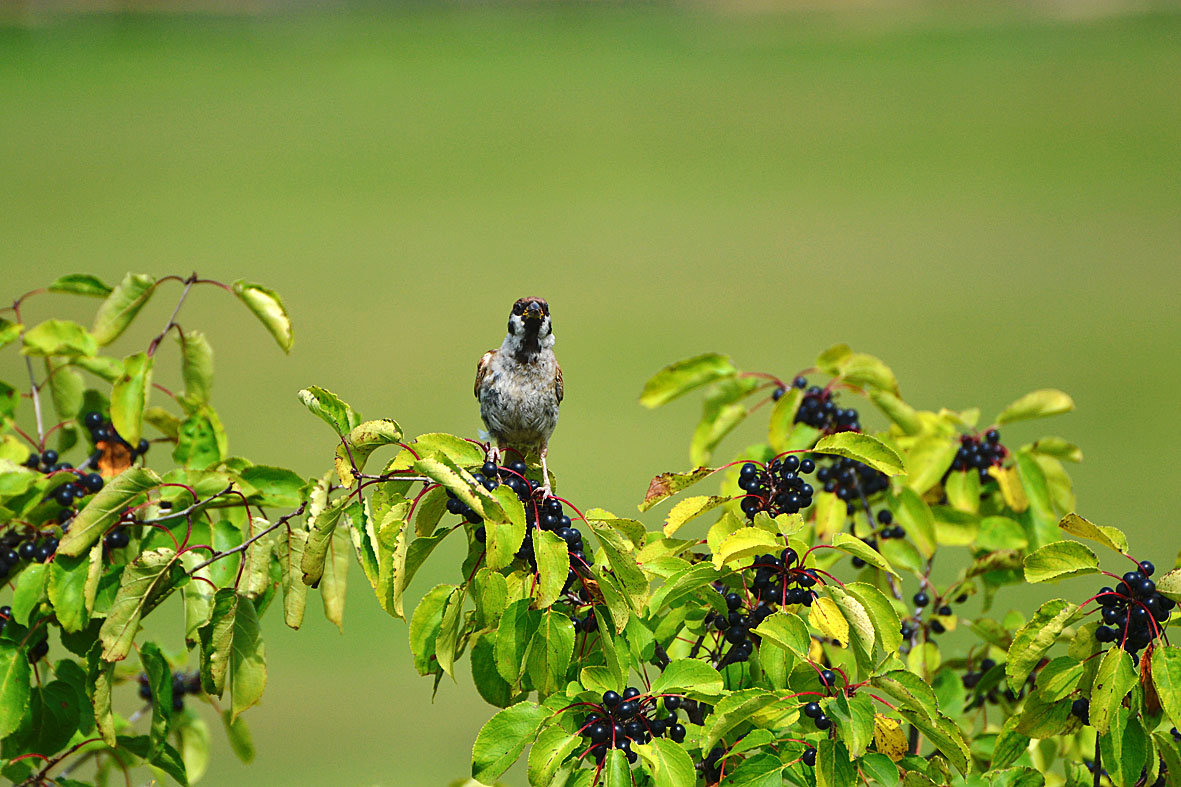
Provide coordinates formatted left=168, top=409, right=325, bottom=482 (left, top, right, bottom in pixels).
left=809, top=596, right=849, bottom=646
left=873, top=714, right=908, bottom=762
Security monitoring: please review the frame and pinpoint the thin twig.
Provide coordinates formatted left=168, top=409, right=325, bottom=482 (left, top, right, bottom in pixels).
left=147, top=273, right=196, bottom=357
left=142, top=484, right=234, bottom=526
left=186, top=502, right=306, bottom=575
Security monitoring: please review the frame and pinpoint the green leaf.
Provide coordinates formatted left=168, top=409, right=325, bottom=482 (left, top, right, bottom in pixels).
left=1005, top=599, right=1080, bottom=692
left=1057, top=512, right=1129, bottom=556
left=179, top=329, right=214, bottom=405
left=48, top=552, right=90, bottom=632
left=495, top=598, right=539, bottom=684
left=45, top=356, right=83, bottom=422
left=297, top=386, right=361, bottom=437
left=232, top=280, right=293, bottom=353
left=525, top=610, right=575, bottom=697
left=1022, top=541, right=1100, bottom=583
left=751, top=611, right=811, bottom=659
left=830, top=532, right=898, bottom=576
left=0, top=642, right=31, bottom=740
left=533, top=529, right=570, bottom=609
left=601, top=749, right=630, bottom=787
left=48, top=273, right=113, bottom=297
left=663, top=495, right=729, bottom=537
left=712, top=527, right=782, bottom=569
left=321, top=526, right=349, bottom=631
left=869, top=670, right=940, bottom=719
left=1088, top=646, right=1136, bottom=735
left=634, top=737, right=696, bottom=787
left=198, top=589, right=267, bottom=722
left=334, top=418, right=404, bottom=484
left=1152, top=646, right=1181, bottom=731
left=485, top=485, right=526, bottom=572
left=843, top=581, right=903, bottom=655
left=700, top=688, right=778, bottom=752
left=173, top=409, right=227, bottom=469
left=813, top=431, right=906, bottom=477
left=177, top=710, right=210, bottom=783
left=528, top=725, right=580, bottom=786
left=0, top=318, right=21, bottom=351
left=435, top=585, right=466, bottom=678
left=896, top=707, right=970, bottom=776
left=414, top=455, right=505, bottom=522
left=991, top=716, right=1029, bottom=770
left=1034, top=657, right=1084, bottom=702
left=110, top=351, right=153, bottom=446
left=690, top=376, right=758, bottom=465
left=409, top=584, right=454, bottom=676
left=99, top=547, right=184, bottom=661
left=88, top=646, right=116, bottom=745
left=221, top=709, right=255, bottom=763
left=12, top=562, right=48, bottom=624
left=277, top=526, right=309, bottom=629
left=586, top=520, right=647, bottom=613
left=471, top=701, right=548, bottom=783
left=639, top=466, right=718, bottom=512
left=870, top=390, right=922, bottom=436
left=21, top=319, right=97, bottom=357
left=649, top=659, right=723, bottom=699
left=816, top=739, right=857, bottom=787
left=828, top=693, right=876, bottom=758
left=996, top=389, right=1075, bottom=425
left=91, top=273, right=156, bottom=345
left=859, top=752, right=901, bottom=787
left=240, top=465, right=306, bottom=508
left=768, top=386, right=803, bottom=452
left=639, top=353, right=736, bottom=408
left=300, top=495, right=347, bottom=586
left=141, top=641, right=173, bottom=750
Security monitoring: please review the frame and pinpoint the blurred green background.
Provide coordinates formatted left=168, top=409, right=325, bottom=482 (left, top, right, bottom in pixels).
left=1, top=3, right=1179, bottom=784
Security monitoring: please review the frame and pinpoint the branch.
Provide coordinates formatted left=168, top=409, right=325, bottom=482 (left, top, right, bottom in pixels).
left=186, top=502, right=306, bottom=575
left=12, top=300, right=45, bottom=446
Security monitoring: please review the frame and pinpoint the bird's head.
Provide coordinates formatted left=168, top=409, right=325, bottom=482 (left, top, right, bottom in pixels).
left=507, top=297, right=552, bottom=339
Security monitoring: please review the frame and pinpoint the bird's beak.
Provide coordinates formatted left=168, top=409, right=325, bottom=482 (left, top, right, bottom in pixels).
left=525, top=304, right=543, bottom=321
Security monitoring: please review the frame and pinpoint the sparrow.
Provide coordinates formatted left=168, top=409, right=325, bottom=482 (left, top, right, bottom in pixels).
left=475, top=297, right=563, bottom=494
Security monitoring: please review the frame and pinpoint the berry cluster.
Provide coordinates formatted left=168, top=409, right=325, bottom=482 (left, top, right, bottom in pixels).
left=138, top=670, right=201, bottom=712
left=1, top=605, right=51, bottom=663
left=785, top=379, right=862, bottom=434
left=736, top=456, right=815, bottom=519
left=0, top=529, right=57, bottom=577
left=959, top=657, right=997, bottom=690
left=850, top=510, right=906, bottom=568
left=82, top=410, right=151, bottom=462
left=949, top=430, right=1006, bottom=483
left=703, top=589, right=773, bottom=667
left=451, top=460, right=592, bottom=601
left=1094, top=561, right=1172, bottom=660
left=579, top=689, right=688, bottom=765
left=747, top=549, right=819, bottom=608
left=816, top=457, right=889, bottom=512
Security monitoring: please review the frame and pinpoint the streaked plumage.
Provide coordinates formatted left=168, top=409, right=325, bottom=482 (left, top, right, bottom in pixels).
left=475, top=297, right=562, bottom=491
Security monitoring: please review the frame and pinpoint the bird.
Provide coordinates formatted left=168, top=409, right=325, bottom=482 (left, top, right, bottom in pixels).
left=475, top=297, right=563, bottom=495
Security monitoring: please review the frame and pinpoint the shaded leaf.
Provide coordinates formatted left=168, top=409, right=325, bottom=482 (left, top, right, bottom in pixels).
left=49, top=273, right=112, bottom=297
left=92, top=273, right=156, bottom=345
left=110, top=351, right=153, bottom=447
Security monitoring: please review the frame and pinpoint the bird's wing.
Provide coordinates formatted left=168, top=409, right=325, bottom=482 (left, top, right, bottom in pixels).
left=475, top=350, right=497, bottom=399
left=554, top=361, right=564, bottom=404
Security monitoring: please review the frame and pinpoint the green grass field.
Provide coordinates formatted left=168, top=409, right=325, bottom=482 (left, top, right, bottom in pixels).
left=1, top=5, right=1179, bottom=783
